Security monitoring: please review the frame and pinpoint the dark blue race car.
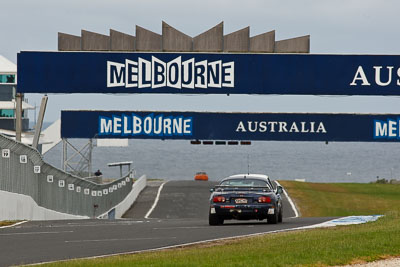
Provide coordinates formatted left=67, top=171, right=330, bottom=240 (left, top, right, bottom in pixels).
left=209, top=174, right=284, bottom=225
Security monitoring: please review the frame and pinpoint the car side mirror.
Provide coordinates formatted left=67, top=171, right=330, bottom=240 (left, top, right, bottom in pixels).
left=276, top=186, right=283, bottom=194
left=210, top=188, right=214, bottom=193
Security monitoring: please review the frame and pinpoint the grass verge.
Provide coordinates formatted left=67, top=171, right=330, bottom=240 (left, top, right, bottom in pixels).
left=38, top=182, right=400, bottom=267
left=279, top=181, right=400, bottom=217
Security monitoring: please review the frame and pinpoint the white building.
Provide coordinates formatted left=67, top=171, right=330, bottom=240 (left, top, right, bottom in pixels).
left=0, top=55, right=34, bottom=135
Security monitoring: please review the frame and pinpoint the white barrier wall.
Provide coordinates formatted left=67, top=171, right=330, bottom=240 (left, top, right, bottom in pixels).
left=99, top=175, right=147, bottom=219
left=1, top=133, right=137, bottom=218
left=0, top=175, right=147, bottom=221
left=0, top=190, right=89, bottom=220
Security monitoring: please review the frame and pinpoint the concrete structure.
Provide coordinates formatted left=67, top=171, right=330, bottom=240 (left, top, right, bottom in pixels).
left=58, top=33, right=81, bottom=51
left=275, top=35, right=310, bottom=53
left=193, top=22, right=224, bottom=52
left=81, top=30, right=110, bottom=51
left=136, top=25, right=162, bottom=51
left=250, top=30, right=275, bottom=53
left=224, top=27, right=249, bottom=52
left=162, top=21, right=192, bottom=52
left=110, top=29, right=135, bottom=51
left=58, top=22, right=310, bottom=53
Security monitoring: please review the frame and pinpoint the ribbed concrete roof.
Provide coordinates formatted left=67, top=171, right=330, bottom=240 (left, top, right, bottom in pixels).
left=0, top=55, right=17, bottom=74
left=58, top=22, right=310, bottom=53
left=0, top=100, right=34, bottom=110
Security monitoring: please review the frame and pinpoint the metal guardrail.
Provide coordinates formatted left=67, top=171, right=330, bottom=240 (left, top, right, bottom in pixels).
left=0, top=133, right=134, bottom=218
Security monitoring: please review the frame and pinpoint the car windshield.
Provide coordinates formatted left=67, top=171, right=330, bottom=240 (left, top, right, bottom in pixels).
left=219, top=179, right=271, bottom=189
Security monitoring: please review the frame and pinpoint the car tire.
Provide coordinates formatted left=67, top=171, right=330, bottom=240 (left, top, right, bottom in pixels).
left=209, top=213, right=223, bottom=225
left=268, top=209, right=278, bottom=224
left=278, top=207, right=283, bottom=223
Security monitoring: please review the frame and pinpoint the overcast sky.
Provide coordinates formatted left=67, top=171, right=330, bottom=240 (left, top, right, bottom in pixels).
left=2, top=0, right=400, bottom=122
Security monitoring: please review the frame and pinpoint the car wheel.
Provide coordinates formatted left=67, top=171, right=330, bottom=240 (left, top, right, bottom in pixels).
left=209, top=213, right=223, bottom=225
left=278, top=207, right=283, bottom=223
left=268, top=209, right=278, bottom=224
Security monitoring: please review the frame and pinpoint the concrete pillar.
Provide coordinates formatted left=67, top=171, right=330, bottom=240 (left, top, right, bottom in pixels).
left=135, top=25, right=162, bottom=51
left=81, top=30, right=110, bottom=51
left=274, top=35, right=310, bottom=53
left=193, top=22, right=223, bottom=52
left=88, top=139, right=92, bottom=176
left=62, top=139, right=67, bottom=171
left=250, top=30, right=275, bottom=53
left=32, top=95, right=48, bottom=150
left=15, top=93, right=22, bottom=142
left=58, top=33, right=81, bottom=51
left=110, top=29, right=135, bottom=51
left=224, top=27, right=250, bottom=52
left=162, top=21, right=192, bottom=52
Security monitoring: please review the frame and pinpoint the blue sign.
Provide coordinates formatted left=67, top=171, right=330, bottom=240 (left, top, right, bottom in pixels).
left=61, top=110, right=400, bottom=142
left=18, top=51, right=400, bottom=95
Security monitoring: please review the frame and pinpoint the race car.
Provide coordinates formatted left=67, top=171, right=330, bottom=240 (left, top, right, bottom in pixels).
left=209, top=174, right=283, bottom=225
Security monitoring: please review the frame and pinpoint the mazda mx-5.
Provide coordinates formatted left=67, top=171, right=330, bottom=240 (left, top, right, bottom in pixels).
left=209, top=174, right=283, bottom=225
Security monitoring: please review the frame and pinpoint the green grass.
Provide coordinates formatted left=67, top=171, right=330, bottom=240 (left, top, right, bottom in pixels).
left=37, top=182, right=400, bottom=267
left=279, top=181, right=400, bottom=217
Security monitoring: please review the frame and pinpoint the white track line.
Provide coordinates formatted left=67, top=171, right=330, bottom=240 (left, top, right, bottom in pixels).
left=144, top=181, right=168, bottom=219
left=0, top=230, right=73, bottom=236
left=65, top=237, right=177, bottom=243
left=25, top=218, right=340, bottom=266
left=0, top=220, right=27, bottom=229
left=153, top=226, right=210, bottom=230
left=275, top=181, right=299, bottom=218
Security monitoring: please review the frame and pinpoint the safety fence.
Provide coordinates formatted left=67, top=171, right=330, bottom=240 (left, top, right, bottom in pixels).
left=0, top=133, right=137, bottom=218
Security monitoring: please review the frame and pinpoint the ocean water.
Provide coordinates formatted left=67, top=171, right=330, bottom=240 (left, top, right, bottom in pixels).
left=43, top=139, right=400, bottom=183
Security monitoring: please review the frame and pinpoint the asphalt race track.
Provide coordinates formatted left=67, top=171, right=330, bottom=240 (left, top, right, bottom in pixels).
left=0, top=181, right=334, bottom=267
